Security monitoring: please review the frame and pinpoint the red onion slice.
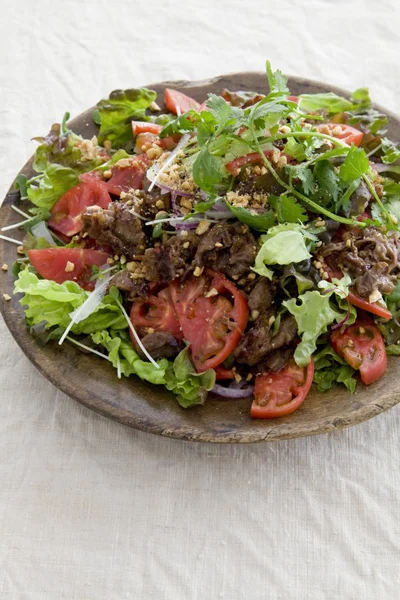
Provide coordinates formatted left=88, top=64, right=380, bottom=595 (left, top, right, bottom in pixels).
left=332, top=299, right=351, bottom=330
left=211, top=383, right=254, bottom=398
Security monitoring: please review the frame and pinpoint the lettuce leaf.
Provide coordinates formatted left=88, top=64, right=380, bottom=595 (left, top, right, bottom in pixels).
left=283, top=277, right=352, bottom=367
left=91, top=330, right=169, bottom=384
left=298, top=92, right=355, bottom=114
left=95, top=88, right=157, bottom=147
left=313, top=346, right=357, bottom=393
left=252, top=224, right=312, bottom=279
left=14, top=269, right=126, bottom=333
left=27, top=163, right=79, bottom=209
left=165, top=347, right=216, bottom=408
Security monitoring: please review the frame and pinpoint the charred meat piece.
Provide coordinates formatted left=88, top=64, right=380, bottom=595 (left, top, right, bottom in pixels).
left=81, top=202, right=146, bottom=259
left=193, top=222, right=257, bottom=279
left=137, top=332, right=183, bottom=360
left=111, top=270, right=149, bottom=302
left=235, top=313, right=297, bottom=366
left=247, top=278, right=276, bottom=314
left=319, top=226, right=400, bottom=298
left=143, top=232, right=199, bottom=283
left=258, top=346, right=294, bottom=374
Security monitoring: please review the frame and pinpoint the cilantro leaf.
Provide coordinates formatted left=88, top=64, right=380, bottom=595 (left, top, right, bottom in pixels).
left=160, top=111, right=198, bottom=137
left=95, top=88, right=157, bottom=147
left=339, top=146, right=369, bottom=183
left=287, top=164, right=315, bottom=195
left=298, top=93, right=355, bottom=115
left=269, top=195, right=308, bottom=223
left=226, top=204, right=275, bottom=231
left=284, top=137, right=307, bottom=162
left=265, top=61, right=289, bottom=93
left=314, top=160, right=340, bottom=207
left=192, top=148, right=223, bottom=193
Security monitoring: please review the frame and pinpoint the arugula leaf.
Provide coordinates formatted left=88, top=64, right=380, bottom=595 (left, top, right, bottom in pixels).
left=95, top=88, right=157, bottom=147
left=192, top=147, right=223, bottom=193
left=27, top=164, right=79, bottom=209
left=298, top=93, right=355, bottom=115
left=269, top=195, right=308, bottom=223
left=381, top=138, right=400, bottom=164
left=226, top=203, right=275, bottom=231
left=283, top=290, right=344, bottom=367
left=165, top=347, right=216, bottom=407
left=339, top=146, right=369, bottom=183
left=265, top=60, right=289, bottom=93
left=252, top=224, right=311, bottom=278
left=92, top=330, right=169, bottom=383
left=14, top=269, right=126, bottom=333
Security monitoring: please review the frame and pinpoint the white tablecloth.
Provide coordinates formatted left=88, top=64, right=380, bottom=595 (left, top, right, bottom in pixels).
left=1, top=1, right=399, bottom=598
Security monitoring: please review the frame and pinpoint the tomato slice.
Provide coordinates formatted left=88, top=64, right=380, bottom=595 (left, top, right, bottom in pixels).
left=164, top=88, right=200, bottom=115
left=225, top=150, right=275, bottom=176
left=251, top=359, right=314, bottom=419
left=131, top=121, right=162, bottom=136
left=324, top=265, right=392, bottom=320
left=317, top=123, right=363, bottom=147
left=288, top=95, right=299, bottom=103
left=130, top=287, right=183, bottom=341
left=214, top=366, right=235, bottom=380
left=331, top=322, right=387, bottom=385
left=28, top=248, right=110, bottom=291
left=170, top=270, right=249, bottom=372
left=48, top=181, right=111, bottom=237
left=106, top=155, right=149, bottom=196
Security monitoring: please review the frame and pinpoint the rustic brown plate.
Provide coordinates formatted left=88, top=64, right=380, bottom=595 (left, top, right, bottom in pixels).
left=1, top=72, right=400, bottom=443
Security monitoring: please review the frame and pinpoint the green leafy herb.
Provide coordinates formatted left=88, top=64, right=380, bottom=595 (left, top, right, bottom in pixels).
left=14, top=174, right=28, bottom=199
left=339, top=146, right=370, bottom=184
left=265, top=60, right=289, bottom=94
left=284, top=137, right=307, bottom=162
left=287, top=164, right=315, bottom=195
left=226, top=204, right=275, bottom=231
left=269, top=195, right=308, bottom=223
left=381, top=138, right=400, bottom=164
left=165, top=347, right=216, bottom=407
left=95, top=87, right=157, bottom=147
left=386, top=344, right=400, bottom=356
left=192, top=147, right=223, bottom=193
left=314, top=160, right=340, bottom=208
left=313, top=345, right=357, bottom=392
left=27, top=164, right=79, bottom=209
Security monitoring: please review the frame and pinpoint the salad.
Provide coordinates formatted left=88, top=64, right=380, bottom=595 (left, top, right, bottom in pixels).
left=2, top=61, right=400, bottom=419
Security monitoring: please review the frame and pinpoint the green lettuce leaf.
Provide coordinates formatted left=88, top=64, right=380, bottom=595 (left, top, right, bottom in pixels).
left=27, top=164, right=79, bottom=209
left=91, top=330, right=169, bottom=383
left=283, top=286, right=349, bottom=367
left=313, top=345, right=357, bottom=392
left=14, top=269, right=126, bottom=333
left=252, top=224, right=311, bottom=278
left=298, top=92, right=355, bottom=115
left=95, top=88, right=157, bottom=147
left=165, top=347, right=216, bottom=408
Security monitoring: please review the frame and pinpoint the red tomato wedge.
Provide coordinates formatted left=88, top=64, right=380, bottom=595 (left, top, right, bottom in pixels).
left=48, top=181, right=111, bottom=237
left=225, top=150, right=275, bottom=176
left=324, top=265, right=392, bottom=320
left=316, top=123, right=363, bottom=147
left=28, top=248, right=110, bottom=291
left=130, top=270, right=249, bottom=372
left=288, top=95, right=299, bottom=103
left=214, top=366, right=235, bottom=380
left=130, top=287, right=183, bottom=341
left=106, top=155, right=149, bottom=196
left=164, top=88, right=200, bottom=115
left=251, top=359, right=314, bottom=419
left=131, top=121, right=163, bottom=136
left=331, top=322, right=387, bottom=385
left=170, top=270, right=249, bottom=372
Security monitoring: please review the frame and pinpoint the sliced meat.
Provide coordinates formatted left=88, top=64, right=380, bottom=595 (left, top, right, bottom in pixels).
left=247, top=278, right=276, bottom=314
left=81, top=202, right=146, bottom=259
left=193, top=222, right=257, bottom=279
left=258, top=347, right=294, bottom=373
left=143, top=232, right=199, bottom=283
left=235, top=313, right=297, bottom=366
left=319, top=225, right=400, bottom=298
left=137, top=332, right=182, bottom=360
left=111, top=269, right=148, bottom=302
